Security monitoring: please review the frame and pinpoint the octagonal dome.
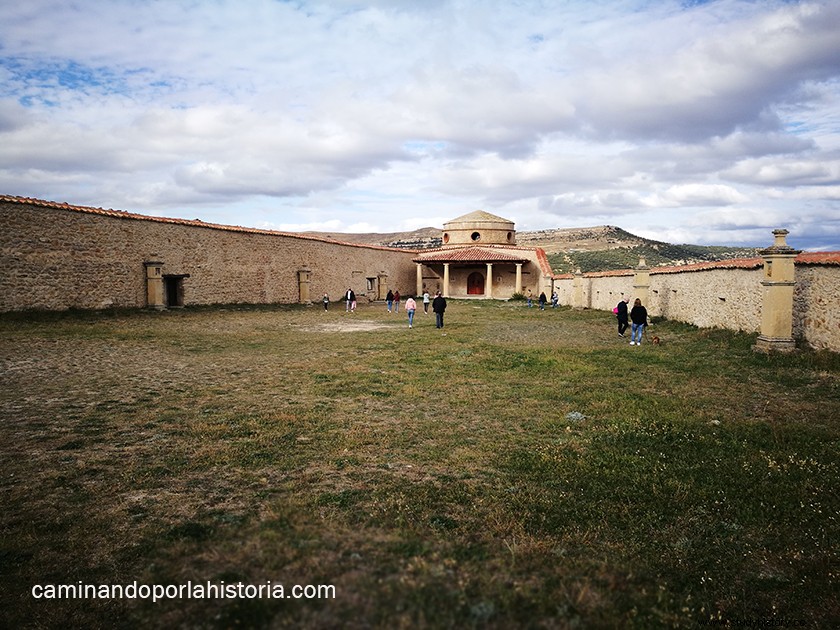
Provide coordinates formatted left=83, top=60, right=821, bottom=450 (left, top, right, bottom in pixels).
left=441, top=211, right=516, bottom=246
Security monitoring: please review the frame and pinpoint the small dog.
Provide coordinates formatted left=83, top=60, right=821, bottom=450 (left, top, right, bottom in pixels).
left=651, top=335, right=661, bottom=345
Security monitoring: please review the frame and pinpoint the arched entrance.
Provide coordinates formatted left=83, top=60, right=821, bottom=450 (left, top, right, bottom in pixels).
left=467, top=272, right=485, bottom=295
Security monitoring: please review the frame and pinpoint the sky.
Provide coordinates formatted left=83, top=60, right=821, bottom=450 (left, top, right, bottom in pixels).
left=1, top=0, right=839, bottom=251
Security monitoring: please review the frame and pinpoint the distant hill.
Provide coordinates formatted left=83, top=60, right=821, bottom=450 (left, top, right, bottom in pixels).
left=305, top=227, right=442, bottom=250
left=304, top=225, right=760, bottom=274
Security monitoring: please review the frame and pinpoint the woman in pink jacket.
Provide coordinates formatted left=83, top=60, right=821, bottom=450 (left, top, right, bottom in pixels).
left=404, top=296, right=417, bottom=328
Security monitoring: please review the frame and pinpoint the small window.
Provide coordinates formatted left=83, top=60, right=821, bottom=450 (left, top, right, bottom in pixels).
left=471, top=231, right=481, bottom=241
left=443, top=233, right=450, bottom=244
left=507, top=232, right=512, bottom=242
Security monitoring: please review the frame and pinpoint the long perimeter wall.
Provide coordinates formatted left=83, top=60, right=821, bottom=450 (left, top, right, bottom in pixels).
left=552, top=256, right=840, bottom=352
left=0, top=198, right=417, bottom=311
left=2, top=197, right=839, bottom=352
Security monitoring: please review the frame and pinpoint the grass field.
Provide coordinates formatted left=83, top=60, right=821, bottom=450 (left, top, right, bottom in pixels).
left=1, top=301, right=838, bottom=628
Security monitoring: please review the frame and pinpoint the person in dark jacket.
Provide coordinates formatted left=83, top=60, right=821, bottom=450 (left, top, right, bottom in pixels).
left=386, top=289, right=394, bottom=313
left=432, top=291, right=447, bottom=329
left=616, top=297, right=630, bottom=337
left=629, top=298, right=648, bottom=346
left=538, top=292, right=547, bottom=310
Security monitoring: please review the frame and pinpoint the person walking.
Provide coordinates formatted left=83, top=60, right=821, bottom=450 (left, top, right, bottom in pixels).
left=551, top=291, right=559, bottom=308
left=393, top=290, right=401, bottom=313
left=386, top=289, right=394, bottom=313
left=432, top=291, right=447, bottom=329
left=616, top=297, right=630, bottom=337
left=322, top=293, right=330, bottom=311
left=527, top=289, right=533, bottom=308
left=422, top=291, right=430, bottom=315
left=405, top=296, right=417, bottom=328
left=345, top=288, right=355, bottom=312
left=629, top=298, right=648, bottom=346
left=538, top=292, right=547, bottom=310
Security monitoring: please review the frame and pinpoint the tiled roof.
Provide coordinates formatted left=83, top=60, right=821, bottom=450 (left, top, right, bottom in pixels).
left=551, top=251, right=840, bottom=279
left=651, top=257, right=764, bottom=274
left=0, top=195, right=417, bottom=253
left=534, top=247, right=554, bottom=276
left=797, top=251, right=840, bottom=265
left=413, top=246, right=530, bottom=263
left=444, top=210, right=513, bottom=225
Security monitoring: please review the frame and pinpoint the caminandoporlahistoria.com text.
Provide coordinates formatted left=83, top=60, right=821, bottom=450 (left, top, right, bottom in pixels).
left=31, top=581, right=336, bottom=603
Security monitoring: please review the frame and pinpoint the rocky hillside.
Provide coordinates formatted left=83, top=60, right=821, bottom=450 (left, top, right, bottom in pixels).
left=305, top=225, right=759, bottom=273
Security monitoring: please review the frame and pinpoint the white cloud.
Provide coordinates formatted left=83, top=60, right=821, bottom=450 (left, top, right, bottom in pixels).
left=0, top=0, right=838, bottom=250
left=645, top=184, right=750, bottom=208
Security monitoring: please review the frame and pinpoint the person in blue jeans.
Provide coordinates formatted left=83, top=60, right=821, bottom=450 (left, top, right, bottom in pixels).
left=405, top=296, right=417, bottom=328
left=629, top=298, right=648, bottom=345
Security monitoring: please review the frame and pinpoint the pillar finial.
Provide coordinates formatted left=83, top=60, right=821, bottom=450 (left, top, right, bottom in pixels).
left=761, top=228, right=797, bottom=255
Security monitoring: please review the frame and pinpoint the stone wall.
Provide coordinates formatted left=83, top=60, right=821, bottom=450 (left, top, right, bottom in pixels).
left=793, top=264, right=840, bottom=351
left=3, top=197, right=838, bottom=352
left=552, top=260, right=840, bottom=352
left=0, top=199, right=416, bottom=311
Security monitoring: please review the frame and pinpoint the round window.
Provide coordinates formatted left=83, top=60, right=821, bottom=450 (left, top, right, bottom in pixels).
left=443, top=233, right=450, bottom=244
left=471, top=232, right=481, bottom=241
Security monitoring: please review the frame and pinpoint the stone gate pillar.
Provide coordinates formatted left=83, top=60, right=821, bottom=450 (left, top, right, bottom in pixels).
left=377, top=273, right=388, bottom=300
left=634, top=257, right=650, bottom=311
left=754, top=229, right=800, bottom=353
left=572, top=269, right=584, bottom=309
left=297, top=268, right=312, bottom=304
left=144, top=261, right=165, bottom=310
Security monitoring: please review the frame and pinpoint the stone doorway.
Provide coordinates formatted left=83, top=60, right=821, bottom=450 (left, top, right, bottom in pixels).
left=164, top=275, right=185, bottom=307
left=467, top=272, right=485, bottom=295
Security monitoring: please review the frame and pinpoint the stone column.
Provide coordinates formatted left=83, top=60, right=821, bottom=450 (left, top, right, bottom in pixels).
left=144, top=261, right=165, bottom=310
left=416, top=263, right=423, bottom=297
left=443, top=263, right=450, bottom=297
left=297, top=268, right=312, bottom=304
left=572, top=269, right=584, bottom=309
left=515, top=263, right=523, bottom=294
left=754, top=229, right=800, bottom=353
left=378, top=273, right=388, bottom=300
left=634, top=257, right=650, bottom=311
left=486, top=263, right=494, bottom=298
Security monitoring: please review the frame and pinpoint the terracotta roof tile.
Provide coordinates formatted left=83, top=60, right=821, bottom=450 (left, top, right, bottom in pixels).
left=551, top=251, right=840, bottom=279
left=413, top=246, right=530, bottom=263
left=651, top=257, right=764, bottom=274
left=797, top=251, right=840, bottom=265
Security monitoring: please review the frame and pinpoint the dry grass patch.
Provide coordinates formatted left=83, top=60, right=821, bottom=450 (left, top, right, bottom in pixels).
left=1, top=302, right=838, bottom=628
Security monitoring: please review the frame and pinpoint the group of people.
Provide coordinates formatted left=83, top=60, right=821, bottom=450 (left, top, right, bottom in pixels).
left=528, top=290, right=560, bottom=310
left=615, top=297, right=649, bottom=345
left=322, top=288, right=358, bottom=312
left=329, top=286, right=648, bottom=341
left=323, top=288, right=448, bottom=329
left=387, top=290, right=447, bottom=329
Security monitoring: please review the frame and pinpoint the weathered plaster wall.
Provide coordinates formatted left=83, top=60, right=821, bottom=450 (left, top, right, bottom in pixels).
left=649, top=268, right=763, bottom=332
left=552, top=263, right=840, bottom=351
left=793, top=265, right=840, bottom=351
left=0, top=200, right=416, bottom=311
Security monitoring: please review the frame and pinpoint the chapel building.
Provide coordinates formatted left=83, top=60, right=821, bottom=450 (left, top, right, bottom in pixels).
left=412, top=210, right=552, bottom=299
